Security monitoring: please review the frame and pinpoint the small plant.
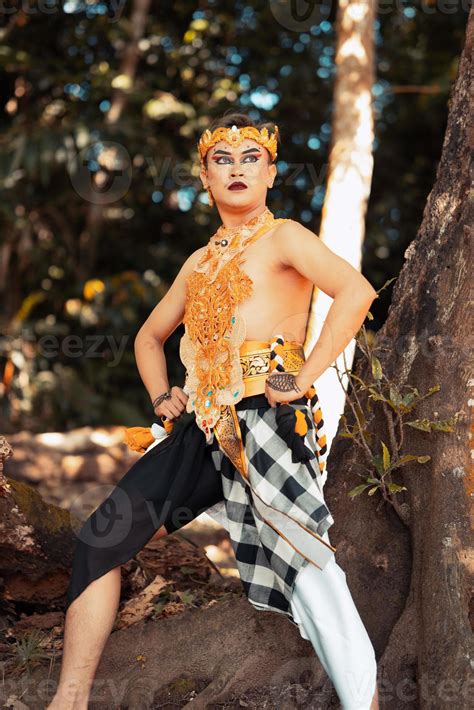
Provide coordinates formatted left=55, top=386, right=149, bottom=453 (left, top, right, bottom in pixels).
left=8, top=629, right=51, bottom=676
left=333, top=278, right=459, bottom=525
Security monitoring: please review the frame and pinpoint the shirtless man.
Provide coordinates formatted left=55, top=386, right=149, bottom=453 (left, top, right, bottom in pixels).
left=48, top=115, right=379, bottom=710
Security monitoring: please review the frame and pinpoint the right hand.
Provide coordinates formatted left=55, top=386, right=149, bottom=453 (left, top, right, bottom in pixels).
left=153, top=386, right=189, bottom=421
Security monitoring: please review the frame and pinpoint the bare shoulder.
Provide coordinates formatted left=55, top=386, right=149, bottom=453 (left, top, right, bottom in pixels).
left=272, top=218, right=376, bottom=299
left=274, top=218, right=318, bottom=242
left=273, top=219, right=320, bottom=263
left=179, top=245, right=207, bottom=277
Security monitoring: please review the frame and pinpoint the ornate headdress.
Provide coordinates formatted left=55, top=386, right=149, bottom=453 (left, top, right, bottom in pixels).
left=198, top=123, right=279, bottom=168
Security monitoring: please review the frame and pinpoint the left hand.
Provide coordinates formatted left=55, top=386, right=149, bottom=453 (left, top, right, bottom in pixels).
left=264, top=372, right=311, bottom=408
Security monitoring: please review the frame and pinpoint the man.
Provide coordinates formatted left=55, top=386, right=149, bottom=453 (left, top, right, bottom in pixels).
left=48, top=114, right=379, bottom=710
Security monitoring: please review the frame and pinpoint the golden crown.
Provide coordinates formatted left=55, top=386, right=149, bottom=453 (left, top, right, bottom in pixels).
left=198, top=124, right=279, bottom=166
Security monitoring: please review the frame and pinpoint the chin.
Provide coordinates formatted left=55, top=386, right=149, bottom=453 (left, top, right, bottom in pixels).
left=220, top=196, right=251, bottom=208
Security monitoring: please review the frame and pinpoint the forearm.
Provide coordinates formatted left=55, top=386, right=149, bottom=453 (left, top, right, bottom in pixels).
left=297, top=285, right=376, bottom=389
left=134, top=331, right=170, bottom=405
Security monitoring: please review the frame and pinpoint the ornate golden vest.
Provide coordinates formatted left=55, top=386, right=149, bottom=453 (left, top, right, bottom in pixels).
left=179, top=208, right=290, bottom=441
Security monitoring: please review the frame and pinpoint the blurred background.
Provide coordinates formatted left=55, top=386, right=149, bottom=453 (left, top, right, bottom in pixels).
left=0, top=0, right=467, bottom=435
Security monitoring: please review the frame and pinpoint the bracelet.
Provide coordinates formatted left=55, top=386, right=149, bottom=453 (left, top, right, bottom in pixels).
left=266, top=372, right=301, bottom=394
left=152, top=388, right=172, bottom=409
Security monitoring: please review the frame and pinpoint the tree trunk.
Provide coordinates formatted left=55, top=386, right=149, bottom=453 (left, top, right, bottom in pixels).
left=325, top=10, right=473, bottom=708
left=304, top=0, right=377, bottom=482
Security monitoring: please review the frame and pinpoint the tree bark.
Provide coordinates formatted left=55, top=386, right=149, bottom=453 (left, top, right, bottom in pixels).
left=324, top=9, right=473, bottom=708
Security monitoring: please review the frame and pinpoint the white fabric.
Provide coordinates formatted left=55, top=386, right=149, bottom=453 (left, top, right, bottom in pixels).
left=251, top=487, right=335, bottom=570
left=291, top=530, right=377, bottom=709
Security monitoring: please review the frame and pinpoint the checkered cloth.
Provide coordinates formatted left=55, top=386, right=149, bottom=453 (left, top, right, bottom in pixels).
left=207, top=394, right=335, bottom=626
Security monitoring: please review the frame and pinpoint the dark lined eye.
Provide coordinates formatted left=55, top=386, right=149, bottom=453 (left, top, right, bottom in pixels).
left=214, top=154, right=259, bottom=164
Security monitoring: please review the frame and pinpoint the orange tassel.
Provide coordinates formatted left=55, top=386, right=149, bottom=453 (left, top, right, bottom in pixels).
left=162, top=418, right=174, bottom=434
left=123, top=426, right=155, bottom=453
left=294, top=408, right=309, bottom=436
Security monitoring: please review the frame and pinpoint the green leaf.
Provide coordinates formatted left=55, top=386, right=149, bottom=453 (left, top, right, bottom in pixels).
left=373, top=454, right=385, bottom=477
left=389, top=385, right=402, bottom=407
left=405, top=419, right=432, bottom=432
left=397, top=454, right=420, bottom=466
left=368, top=388, right=387, bottom=403
left=387, top=483, right=407, bottom=493
left=368, top=486, right=378, bottom=496
left=406, top=417, right=453, bottom=433
left=348, top=484, right=371, bottom=498
left=431, top=419, right=455, bottom=432
left=177, top=590, right=195, bottom=604
left=416, top=455, right=431, bottom=463
left=350, top=373, right=369, bottom=388
left=401, top=392, right=417, bottom=408
left=381, top=441, right=391, bottom=471
left=371, top=356, right=383, bottom=381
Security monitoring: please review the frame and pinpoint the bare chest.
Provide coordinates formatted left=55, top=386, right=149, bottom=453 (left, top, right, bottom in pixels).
left=237, top=233, right=314, bottom=343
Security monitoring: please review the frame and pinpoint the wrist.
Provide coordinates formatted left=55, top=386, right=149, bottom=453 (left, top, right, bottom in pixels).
left=151, top=386, right=171, bottom=409
left=295, top=370, right=314, bottom=392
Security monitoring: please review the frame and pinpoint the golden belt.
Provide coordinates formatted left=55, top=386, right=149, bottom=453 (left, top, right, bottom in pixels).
left=239, top=339, right=306, bottom=397
left=213, top=339, right=306, bottom=479
left=123, top=338, right=309, bottom=482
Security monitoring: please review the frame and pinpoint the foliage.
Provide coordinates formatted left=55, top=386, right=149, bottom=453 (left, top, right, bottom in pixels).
left=6, top=629, right=50, bottom=676
left=334, top=279, right=460, bottom=524
left=0, top=1, right=468, bottom=432
left=0, top=269, right=169, bottom=432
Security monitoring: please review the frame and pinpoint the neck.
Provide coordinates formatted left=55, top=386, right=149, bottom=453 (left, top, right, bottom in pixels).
left=217, top=203, right=269, bottom=229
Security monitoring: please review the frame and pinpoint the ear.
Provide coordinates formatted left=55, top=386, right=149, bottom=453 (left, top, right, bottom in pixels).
left=200, top=165, right=209, bottom=189
left=267, top=162, right=277, bottom=188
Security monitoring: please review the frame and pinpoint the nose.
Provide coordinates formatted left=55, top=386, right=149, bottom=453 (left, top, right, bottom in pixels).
left=230, top=163, right=244, bottom=177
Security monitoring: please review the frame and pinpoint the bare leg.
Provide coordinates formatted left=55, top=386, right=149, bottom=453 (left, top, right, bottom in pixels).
left=47, top=524, right=169, bottom=710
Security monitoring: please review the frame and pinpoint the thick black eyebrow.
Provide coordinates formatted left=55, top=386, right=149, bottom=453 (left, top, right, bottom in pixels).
left=211, top=147, right=262, bottom=157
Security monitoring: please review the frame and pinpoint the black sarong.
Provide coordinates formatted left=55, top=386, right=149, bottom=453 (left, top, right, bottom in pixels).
left=65, top=415, right=223, bottom=612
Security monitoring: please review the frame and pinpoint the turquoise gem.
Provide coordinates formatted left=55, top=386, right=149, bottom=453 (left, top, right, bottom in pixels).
left=205, top=399, right=211, bottom=407
left=207, top=390, right=212, bottom=395
left=231, top=316, right=235, bottom=324
left=233, top=391, right=238, bottom=397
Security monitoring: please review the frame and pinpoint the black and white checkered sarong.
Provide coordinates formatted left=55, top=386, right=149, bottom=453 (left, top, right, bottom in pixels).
left=64, top=394, right=335, bottom=626
left=206, top=393, right=335, bottom=625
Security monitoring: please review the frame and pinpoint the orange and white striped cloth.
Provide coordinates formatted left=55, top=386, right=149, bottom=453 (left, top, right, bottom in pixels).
left=269, top=334, right=328, bottom=478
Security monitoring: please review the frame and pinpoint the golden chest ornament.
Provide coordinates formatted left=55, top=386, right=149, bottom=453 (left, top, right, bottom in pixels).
left=179, top=207, right=290, bottom=441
